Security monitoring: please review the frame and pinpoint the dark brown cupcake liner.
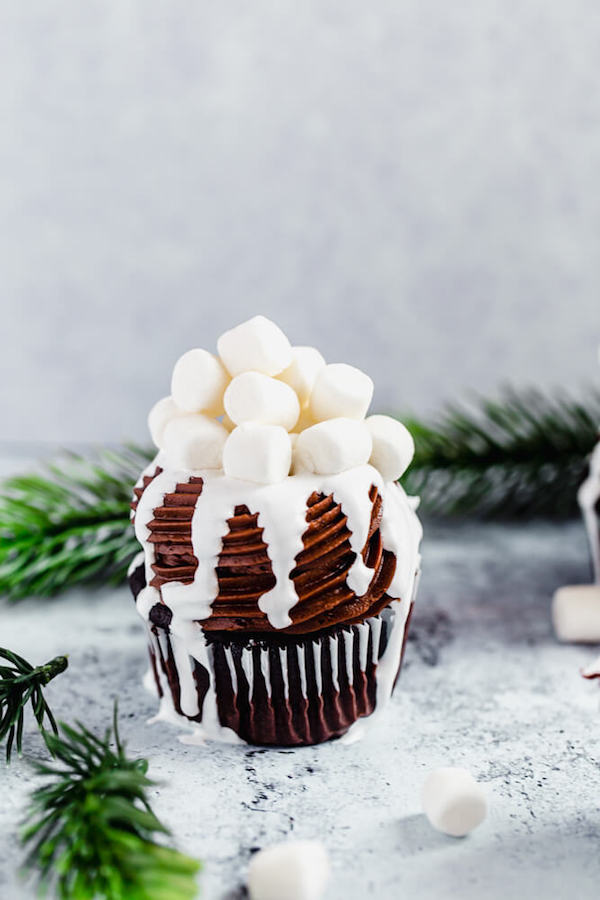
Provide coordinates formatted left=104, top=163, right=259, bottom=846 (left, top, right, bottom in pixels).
left=145, top=598, right=414, bottom=746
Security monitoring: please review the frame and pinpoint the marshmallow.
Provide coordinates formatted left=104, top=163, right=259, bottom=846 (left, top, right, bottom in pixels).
left=171, top=349, right=229, bottom=415
left=247, top=840, right=330, bottom=900
left=310, top=363, right=374, bottom=422
left=366, top=415, right=415, bottom=481
left=291, top=406, right=317, bottom=434
left=148, top=395, right=184, bottom=449
left=223, top=423, right=292, bottom=484
left=217, top=315, right=293, bottom=377
left=224, top=372, right=300, bottom=431
left=552, top=584, right=600, bottom=643
left=279, top=346, right=326, bottom=407
left=163, top=414, right=228, bottom=470
left=422, top=768, right=487, bottom=837
left=293, top=418, right=372, bottom=475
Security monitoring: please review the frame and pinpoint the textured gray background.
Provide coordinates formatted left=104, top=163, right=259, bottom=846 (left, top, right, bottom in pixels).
left=1, top=1, right=600, bottom=444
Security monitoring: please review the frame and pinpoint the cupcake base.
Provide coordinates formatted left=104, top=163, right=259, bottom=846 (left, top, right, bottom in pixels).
left=143, top=597, right=414, bottom=747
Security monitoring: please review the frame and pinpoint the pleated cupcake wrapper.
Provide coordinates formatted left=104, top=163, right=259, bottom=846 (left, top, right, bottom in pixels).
left=147, top=599, right=412, bottom=746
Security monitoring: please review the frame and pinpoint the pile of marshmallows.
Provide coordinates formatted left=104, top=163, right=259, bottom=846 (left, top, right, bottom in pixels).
left=148, top=315, right=415, bottom=484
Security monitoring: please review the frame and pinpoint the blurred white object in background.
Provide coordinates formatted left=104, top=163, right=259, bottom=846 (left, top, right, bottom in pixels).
left=247, top=840, right=330, bottom=900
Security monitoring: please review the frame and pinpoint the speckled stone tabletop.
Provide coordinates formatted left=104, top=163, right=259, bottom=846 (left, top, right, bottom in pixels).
left=1, top=505, right=600, bottom=898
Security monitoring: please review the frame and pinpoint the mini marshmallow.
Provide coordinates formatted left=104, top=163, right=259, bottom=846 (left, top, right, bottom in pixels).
left=422, top=767, right=487, bottom=837
left=148, top=395, right=184, bottom=449
left=279, top=346, right=326, bottom=407
left=247, top=840, right=330, bottom=900
left=292, top=406, right=317, bottom=434
left=366, top=414, right=415, bottom=481
left=310, top=363, right=374, bottom=422
left=163, top=414, right=228, bottom=470
left=224, top=372, right=300, bottom=431
left=171, top=348, right=229, bottom=415
left=223, top=423, right=292, bottom=484
left=552, top=584, right=600, bottom=643
left=293, top=418, right=372, bottom=475
left=217, top=315, right=293, bottom=377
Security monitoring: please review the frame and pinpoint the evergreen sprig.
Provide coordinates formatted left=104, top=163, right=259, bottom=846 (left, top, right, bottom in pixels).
left=0, top=648, right=68, bottom=762
left=21, top=705, right=201, bottom=900
left=0, top=387, right=598, bottom=601
left=0, top=445, right=153, bottom=599
left=401, top=386, right=600, bottom=518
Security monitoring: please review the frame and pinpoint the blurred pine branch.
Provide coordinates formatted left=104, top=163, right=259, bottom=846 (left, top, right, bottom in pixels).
left=401, top=386, right=600, bottom=518
left=0, top=387, right=598, bottom=600
left=0, top=445, right=153, bottom=600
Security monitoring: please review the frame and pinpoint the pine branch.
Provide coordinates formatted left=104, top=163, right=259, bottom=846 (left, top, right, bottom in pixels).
left=0, top=445, right=153, bottom=599
left=0, top=648, right=68, bottom=762
left=21, top=704, right=201, bottom=900
left=401, top=386, right=600, bottom=518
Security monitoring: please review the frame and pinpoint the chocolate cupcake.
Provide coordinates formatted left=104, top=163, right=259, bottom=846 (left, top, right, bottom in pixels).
left=131, top=316, right=422, bottom=746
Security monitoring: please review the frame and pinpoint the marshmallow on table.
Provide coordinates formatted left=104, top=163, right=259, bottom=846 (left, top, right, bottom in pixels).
left=171, top=349, right=229, bottom=415
left=148, top=396, right=184, bottom=449
left=217, top=315, right=293, bottom=377
left=279, top=346, right=326, bottom=406
left=292, top=406, right=317, bottom=434
left=310, top=363, right=374, bottom=422
left=163, top=414, right=228, bottom=470
left=247, top=840, right=330, bottom=900
left=422, top=767, right=487, bottom=837
left=223, top=423, right=292, bottom=484
left=366, top=414, right=415, bottom=481
left=552, top=584, right=600, bottom=643
left=293, top=418, right=372, bottom=475
left=224, top=372, right=300, bottom=430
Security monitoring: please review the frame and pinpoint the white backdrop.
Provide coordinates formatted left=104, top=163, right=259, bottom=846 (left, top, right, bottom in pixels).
left=1, top=1, right=599, bottom=443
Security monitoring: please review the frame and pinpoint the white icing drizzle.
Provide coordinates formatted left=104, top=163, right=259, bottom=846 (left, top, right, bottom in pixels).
left=134, top=458, right=421, bottom=629
left=357, top=622, right=369, bottom=671
left=379, top=480, right=423, bottom=599
left=578, top=441, right=600, bottom=583
left=279, top=647, right=290, bottom=698
left=370, top=615, right=383, bottom=664
left=240, top=647, right=254, bottom=696
left=343, top=630, right=354, bottom=685
left=223, top=646, right=238, bottom=696
left=297, top=645, right=308, bottom=698
left=329, top=636, right=339, bottom=693
left=313, top=642, right=323, bottom=695
left=128, top=550, right=145, bottom=577
left=258, top=647, right=271, bottom=697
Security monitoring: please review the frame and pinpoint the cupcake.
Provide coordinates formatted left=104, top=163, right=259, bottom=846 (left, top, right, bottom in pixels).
left=130, top=316, right=422, bottom=746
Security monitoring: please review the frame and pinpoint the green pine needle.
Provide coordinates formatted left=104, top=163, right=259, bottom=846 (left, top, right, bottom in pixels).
left=0, top=648, right=68, bottom=762
left=401, top=386, right=600, bottom=518
left=21, top=704, right=201, bottom=900
left=0, top=445, right=153, bottom=599
left=0, top=387, right=598, bottom=601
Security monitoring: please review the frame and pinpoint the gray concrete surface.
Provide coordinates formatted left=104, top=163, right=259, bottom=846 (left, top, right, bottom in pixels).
left=1, top=514, right=599, bottom=899
left=1, top=2, right=600, bottom=443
